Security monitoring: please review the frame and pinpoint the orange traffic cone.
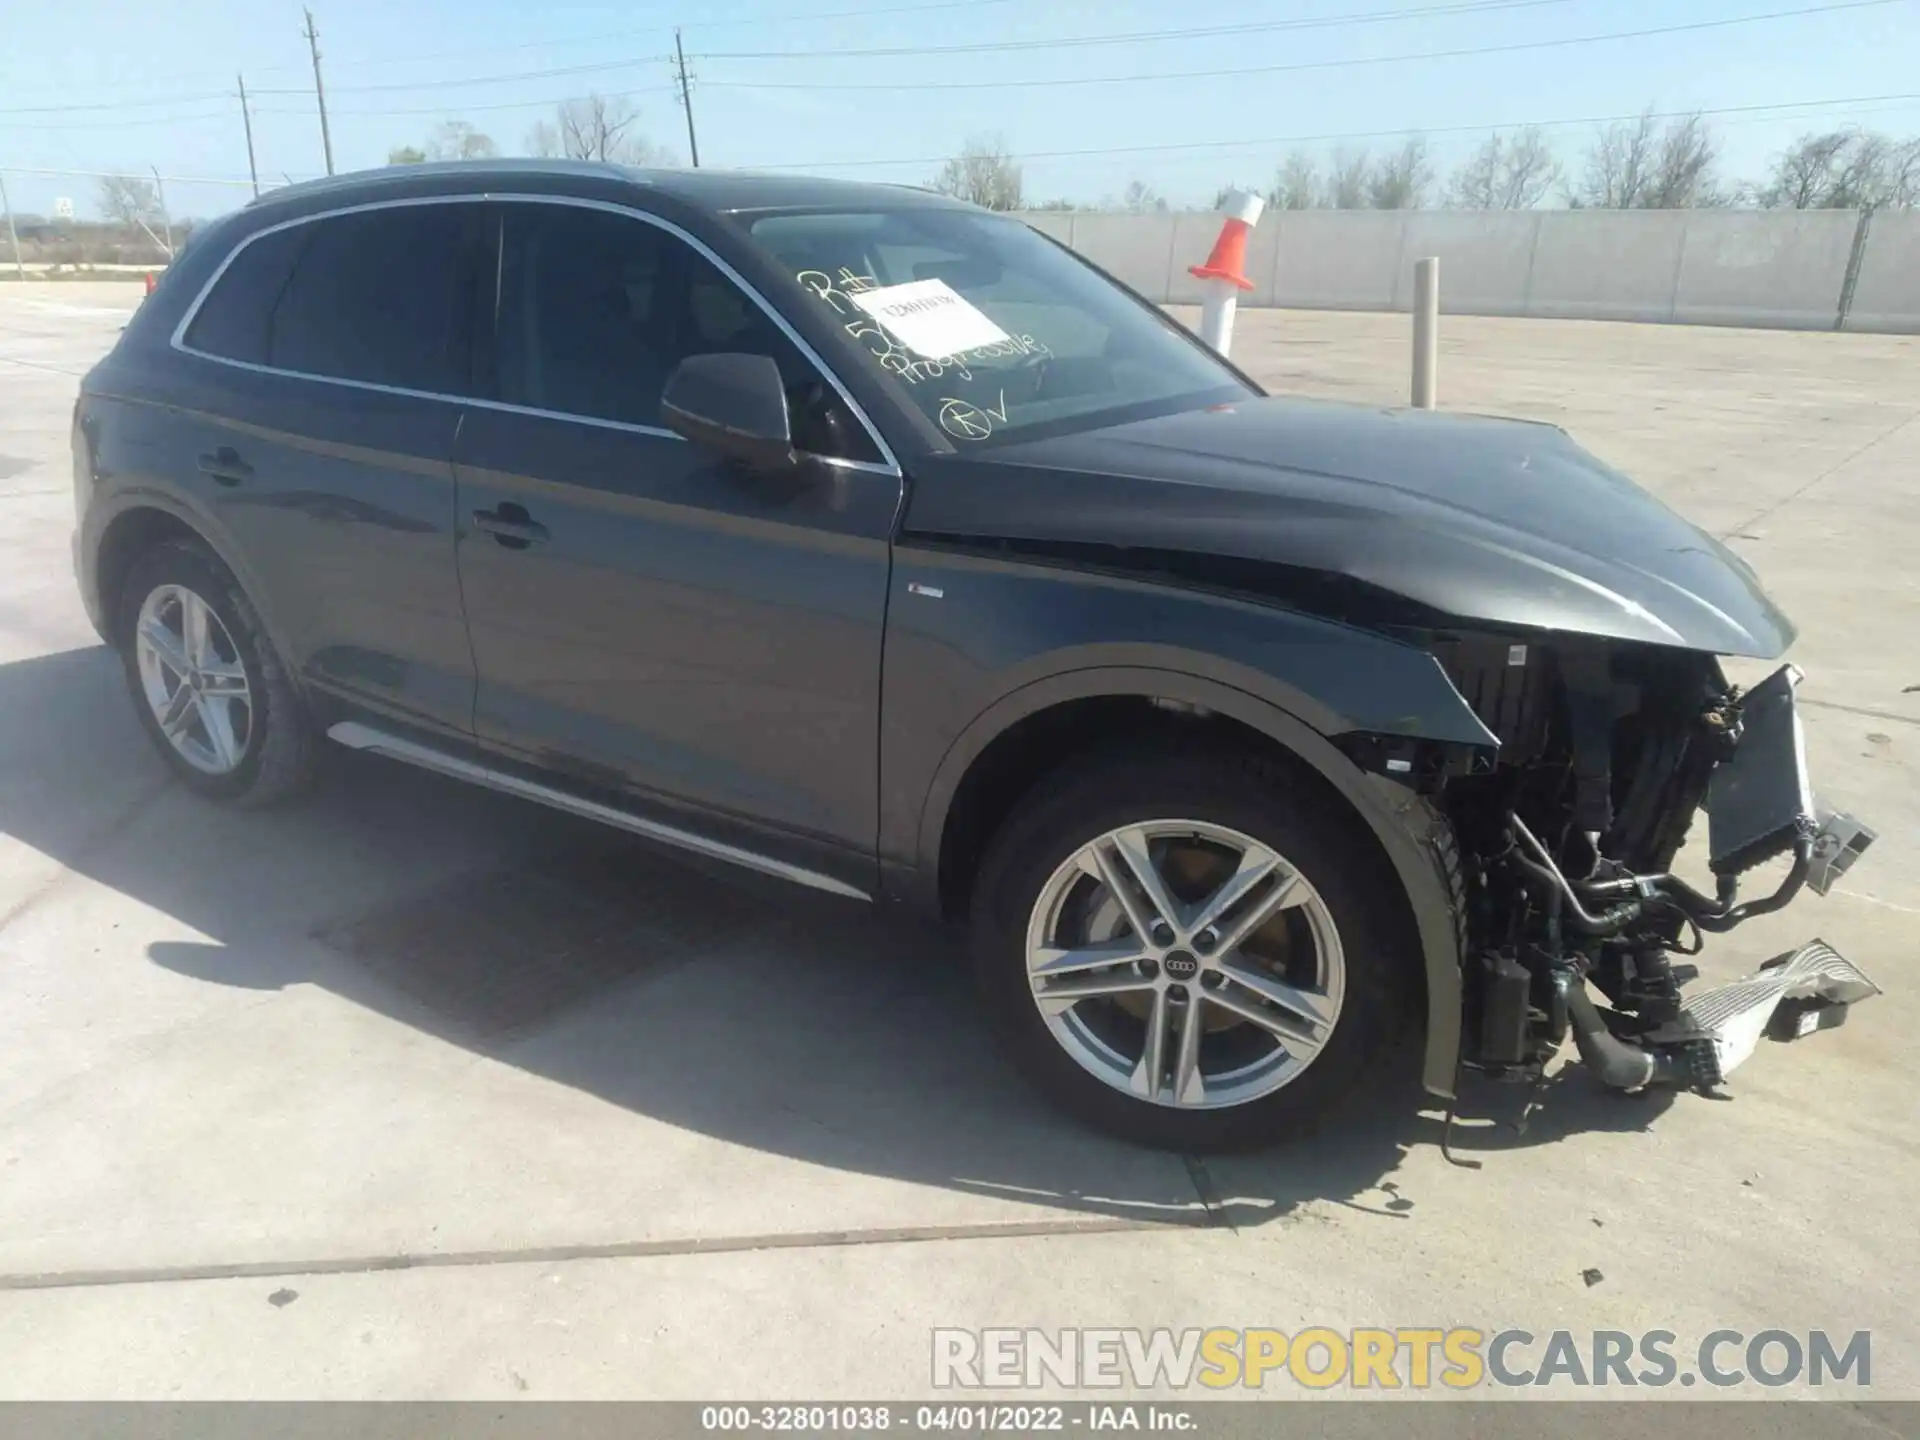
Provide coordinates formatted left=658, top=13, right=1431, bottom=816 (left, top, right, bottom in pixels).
left=143, top=271, right=157, bottom=296
left=1189, top=190, right=1266, bottom=356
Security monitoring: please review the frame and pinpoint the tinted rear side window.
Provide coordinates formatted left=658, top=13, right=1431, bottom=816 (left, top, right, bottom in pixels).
left=181, top=224, right=309, bottom=365
left=267, top=205, right=478, bottom=393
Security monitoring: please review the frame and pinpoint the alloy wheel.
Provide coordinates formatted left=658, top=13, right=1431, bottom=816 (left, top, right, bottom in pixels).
left=133, top=583, right=254, bottom=776
left=1024, top=820, right=1344, bottom=1110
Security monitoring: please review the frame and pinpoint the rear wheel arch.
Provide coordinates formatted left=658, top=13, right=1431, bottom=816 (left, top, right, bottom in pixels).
left=95, top=506, right=203, bottom=641
left=918, top=667, right=1465, bottom=1095
left=93, top=501, right=291, bottom=665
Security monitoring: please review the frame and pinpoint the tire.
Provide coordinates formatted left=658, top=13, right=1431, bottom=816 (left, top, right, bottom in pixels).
left=969, top=747, right=1416, bottom=1152
left=114, top=538, right=317, bottom=807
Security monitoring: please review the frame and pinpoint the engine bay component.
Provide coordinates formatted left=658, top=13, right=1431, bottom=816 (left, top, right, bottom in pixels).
left=1708, top=665, right=1814, bottom=876
left=1435, top=644, right=1880, bottom=1100
left=1641, top=940, right=1882, bottom=1085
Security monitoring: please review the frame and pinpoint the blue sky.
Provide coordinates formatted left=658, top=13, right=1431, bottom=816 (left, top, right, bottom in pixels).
left=1, top=0, right=1915, bottom=219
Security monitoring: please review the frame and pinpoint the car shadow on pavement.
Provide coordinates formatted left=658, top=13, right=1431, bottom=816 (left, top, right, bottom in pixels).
left=1, top=645, right=1672, bottom=1239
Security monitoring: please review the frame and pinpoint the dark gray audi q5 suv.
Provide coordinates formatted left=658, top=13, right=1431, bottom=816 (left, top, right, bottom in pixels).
left=72, top=160, right=1875, bottom=1150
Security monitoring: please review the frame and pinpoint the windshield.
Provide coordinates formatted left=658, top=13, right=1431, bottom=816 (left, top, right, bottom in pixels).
left=743, top=207, right=1253, bottom=447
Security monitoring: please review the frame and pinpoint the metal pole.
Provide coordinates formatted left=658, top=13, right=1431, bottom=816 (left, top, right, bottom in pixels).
left=674, top=30, right=701, bottom=168
left=303, top=8, right=335, bottom=176
left=1411, top=256, right=1439, bottom=410
left=238, top=74, right=261, bottom=198
left=0, top=173, right=25, bottom=282
left=1835, top=206, right=1874, bottom=333
left=149, top=166, right=174, bottom=258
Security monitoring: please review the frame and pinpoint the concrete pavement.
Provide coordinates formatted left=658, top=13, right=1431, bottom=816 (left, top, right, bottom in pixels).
left=0, top=285, right=1914, bottom=1401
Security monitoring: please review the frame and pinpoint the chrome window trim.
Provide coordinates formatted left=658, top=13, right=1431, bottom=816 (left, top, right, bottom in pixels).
left=168, top=190, right=902, bottom=478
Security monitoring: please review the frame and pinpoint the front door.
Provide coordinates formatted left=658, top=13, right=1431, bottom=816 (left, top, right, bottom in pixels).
left=452, top=200, right=901, bottom=884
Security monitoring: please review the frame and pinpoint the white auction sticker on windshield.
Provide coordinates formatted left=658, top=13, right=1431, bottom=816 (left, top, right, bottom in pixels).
left=848, top=279, right=1010, bottom=360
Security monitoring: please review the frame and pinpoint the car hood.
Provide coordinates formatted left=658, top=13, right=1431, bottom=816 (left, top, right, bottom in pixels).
left=903, top=395, right=1793, bottom=656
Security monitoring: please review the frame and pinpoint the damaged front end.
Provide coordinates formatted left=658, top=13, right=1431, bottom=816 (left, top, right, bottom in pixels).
left=1428, top=640, right=1877, bottom=1097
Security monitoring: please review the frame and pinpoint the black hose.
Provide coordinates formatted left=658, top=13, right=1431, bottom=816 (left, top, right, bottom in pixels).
left=1559, top=975, right=1689, bottom=1089
left=1689, top=841, right=1812, bottom=931
left=1509, top=815, right=1647, bottom=936
left=1516, top=814, right=1813, bottom=936
left=1509, top=851, right=1646, bottom=935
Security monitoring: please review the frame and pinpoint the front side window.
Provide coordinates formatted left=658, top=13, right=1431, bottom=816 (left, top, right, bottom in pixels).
left=495, top=205, right=879, bottom=462
left=744, top=208, right=1252, bottom=447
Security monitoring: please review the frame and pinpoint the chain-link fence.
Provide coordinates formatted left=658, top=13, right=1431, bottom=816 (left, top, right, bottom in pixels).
left=1, top=165, right=305, bottom=280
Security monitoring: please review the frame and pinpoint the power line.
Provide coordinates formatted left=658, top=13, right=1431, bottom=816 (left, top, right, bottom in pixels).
left=702, top=0, right=1902, bottom=90
left=686, top=0, right=1017, bottom=30
left=252, top=53, right=671, bottom=97
left=0, top=0, right=1596, bottom=115
left=1, top=110, right=237, bottom=131
left=750, top=92, right=1920, bottom=172
left=0, top=165, right=279, bottom=188
left=0, top=92, right=230, bottom=117
left=695, top=0, right=1579, bottom=60
left=251, top=86, right=679, bottom=119
left=0, top=0, right=1019, bottom=103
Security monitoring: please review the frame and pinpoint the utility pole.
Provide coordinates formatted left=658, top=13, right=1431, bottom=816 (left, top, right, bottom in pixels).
left=303, top=8, right=335, bottom=176
left=237, top=74, right=261, bottom=197
left=150, top=166, right=175, bottom=258
left=0, top=173, right=25, bottom=282
left=674, top=30, right=701, bottom=169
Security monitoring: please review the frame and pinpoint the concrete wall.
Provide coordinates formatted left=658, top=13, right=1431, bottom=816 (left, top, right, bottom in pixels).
left=1391, top=211, right=1539, bottom=315
left=1672, top=211, right=1860, bottom=330
left=1015, top=207, right=1920, bottom=333
left=1527, top=211, right=1688, bottom=322
left=1269, top=211, right=1404, bottom=311
left=1067, top=212, right=1179, bottom=303
left=1844, top=211, right=1920, bottom=334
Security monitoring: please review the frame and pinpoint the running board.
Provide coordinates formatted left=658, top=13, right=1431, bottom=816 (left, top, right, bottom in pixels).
left=326, top=721, right=871, bottom=902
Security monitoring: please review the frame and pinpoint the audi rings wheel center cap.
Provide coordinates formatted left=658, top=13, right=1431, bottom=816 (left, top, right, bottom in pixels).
left=1163, top=952, right=1200, bottom=981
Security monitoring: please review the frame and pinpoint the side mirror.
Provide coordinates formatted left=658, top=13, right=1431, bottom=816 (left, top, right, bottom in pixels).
left=660, top=353, right=796, bottom=472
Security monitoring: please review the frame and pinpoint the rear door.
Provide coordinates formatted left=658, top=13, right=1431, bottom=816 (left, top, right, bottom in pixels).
left=172, top=199, right=487, bottom=735
left=452, top=199, right=901, bottom=882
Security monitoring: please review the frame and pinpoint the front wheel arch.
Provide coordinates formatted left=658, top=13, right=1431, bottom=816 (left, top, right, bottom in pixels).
left=914, top=667, right=1466, bottom=1100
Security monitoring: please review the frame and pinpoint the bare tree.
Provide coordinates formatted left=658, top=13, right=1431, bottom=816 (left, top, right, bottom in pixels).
left=1574, top=109, right=1719, bottom=208
left=1762, top=129, right=1920, bottom=210
left=1574, top=110, right=1659, bottom=208
left=424, top=120, right=498, bottom=162
left=528, top=94, right=672, bottom=166
left=930, top=135, right=1023, bottom=211
left=1644, top=113, right=1718, bottom=209
left=1447, top=127, right=1560, bottom=209
left=1269, top=151, right=1321, bottom=210
left=1325, top=148, right=1371, bottom=209
left=387, top=144, right=428, bottom=165
left=1367, top=137, right=1432, bottom=210
left=96, top=175, right=171, bottom=255
left=1883, top=136, right=1920, bottom=209
left=1121, top=179, right=1166, bottom=212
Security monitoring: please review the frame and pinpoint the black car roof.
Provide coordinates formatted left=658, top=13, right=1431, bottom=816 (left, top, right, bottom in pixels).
left=249, top=159, right=972, bottom=216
